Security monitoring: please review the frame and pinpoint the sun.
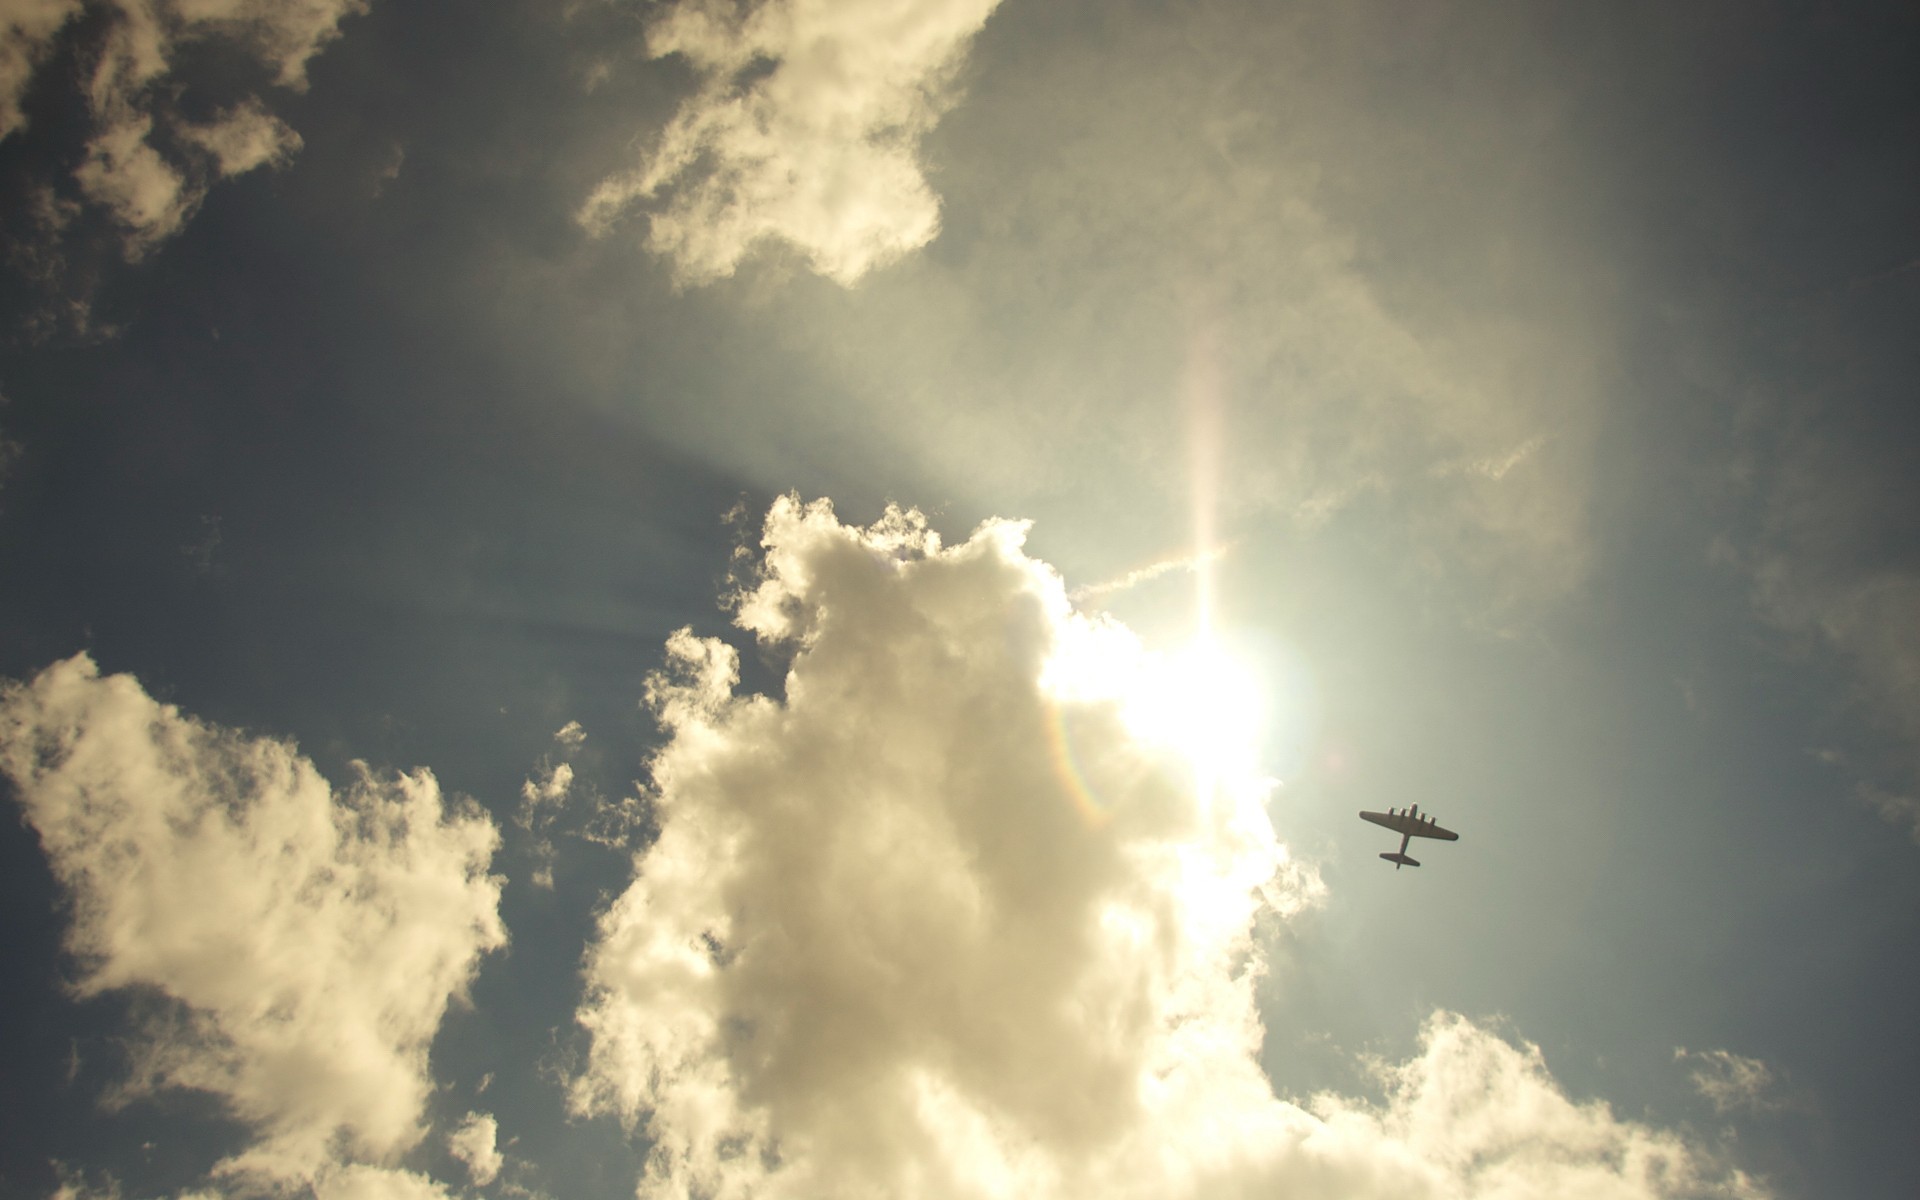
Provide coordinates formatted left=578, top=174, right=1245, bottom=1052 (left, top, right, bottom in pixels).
left=1040, top=612, right=1270, bottom=816
left=1121, top=634, right=1267, bottom=796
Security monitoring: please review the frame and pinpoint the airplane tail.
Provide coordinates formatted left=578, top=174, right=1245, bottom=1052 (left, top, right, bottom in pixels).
left=1380, top=852, right=1420, bottom=869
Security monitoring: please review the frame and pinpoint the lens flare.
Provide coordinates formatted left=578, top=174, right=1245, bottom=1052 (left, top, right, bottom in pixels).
left=1044, top=700, right=1116, bottom=828
left=1043, top=615, right=1271, bottom=826
left=1042, top=311, right=1274, bottom=824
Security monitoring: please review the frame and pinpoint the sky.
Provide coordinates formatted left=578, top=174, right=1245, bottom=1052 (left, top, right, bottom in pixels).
left=1, top=1, right=1917, bottom=1198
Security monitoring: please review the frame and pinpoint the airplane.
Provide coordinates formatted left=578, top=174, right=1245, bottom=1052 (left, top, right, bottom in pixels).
left=1358, top=804, right=1459, bottom=869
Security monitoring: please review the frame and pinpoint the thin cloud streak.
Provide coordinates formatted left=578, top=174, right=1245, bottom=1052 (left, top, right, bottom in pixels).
left=1068, top=545, right=1232, bottom=605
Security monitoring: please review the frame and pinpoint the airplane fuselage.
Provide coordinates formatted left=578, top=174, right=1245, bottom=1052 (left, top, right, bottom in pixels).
left=1358, top=804, right=1459, bottom=869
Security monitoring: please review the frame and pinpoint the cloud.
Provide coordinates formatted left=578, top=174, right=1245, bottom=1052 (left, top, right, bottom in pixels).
left=1068, top=545, right=1231, bottom=606
left=1432, top=435, right=1552, bottom=483
left=1675, top=1048, right=1784, bottom=1117
left=0, top=654, right=507, bottom=1188
left=692, top=9, right=1609, bottom=625
left=580, top=0, right=1006, bottom=286
left=1861, top=781, right=1920, bottom=842
left=522, top=760, right=575, bottom=810
left=310, top=1165, right=459, bottom=1200
left=518, top=758, right=573, bottom=890
left=0, top=0, right=81, bottom=140
left=73, top=115, right=196, bottom=252
left=2, top=0, right=358, bottom=279
left=1724, top=416, right=1920, bottom=839
left=515, top=719, right=646, bottom=892
left=178, top=97, right=304, bottom=177
left=166, top=0, right=369, bottom=90
left=448, top=1112, right=504, bottom=1187
left=570, top=497, right=1760, bottom=1200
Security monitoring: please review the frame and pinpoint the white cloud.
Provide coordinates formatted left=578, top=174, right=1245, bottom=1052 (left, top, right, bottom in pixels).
left=522, top=760, right=575, bottom=809
left=699, top=12, right=1608, bottom=626
left=580, top=0, right=1006, bottom=286
left=311, top=1165, right=459, bottom=1200
left=571, top=497, right=1761, bottom=1200
left=1068, top=545, right=1231, bottom=606
left=448, top=1112, right=504, bottom=1187
left=1675, top=1048, right=1783, bottom=1117
left=0, top=654, right=507, bottom=1188
left=553, top=720, right=587, bottom=752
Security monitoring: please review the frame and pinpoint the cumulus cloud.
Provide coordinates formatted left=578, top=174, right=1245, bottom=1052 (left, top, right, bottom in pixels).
left=580, top=0, right=1005, bottom=286
left=447, top=1112, right=504, bottom=1187
left=0, top=654, right=506, bottom=1188
left=571, top=497, right=1760, bottom=1200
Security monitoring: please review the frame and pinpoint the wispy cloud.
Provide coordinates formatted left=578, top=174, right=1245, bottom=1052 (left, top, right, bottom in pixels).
left=738, top=10, right=1609, bottom=624
left=1069, top=544, right=1232, bottom=605
left=1676, top=1048, right=1788, bottom=1116
left=0, top=0, right=81, bottom=141
left=0, top=654, right=506, bottom=1189
left=1431, top=434, right=1551, bottom=482
left=571, top=498, right=1760, bottom=1200
left=1, top=0, right=360, bottom=319
left=580, top=0, right=1005, bottom=286
left=1728, top=424, right=1920, bottom=841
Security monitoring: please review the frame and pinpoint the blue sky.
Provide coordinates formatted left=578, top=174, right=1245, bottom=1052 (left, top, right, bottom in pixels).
left=2, top=2, right=1917, bottom=1198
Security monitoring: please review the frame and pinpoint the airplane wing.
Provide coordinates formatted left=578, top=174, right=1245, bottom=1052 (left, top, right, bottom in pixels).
left=1358, top=810, right=1460, bottom=841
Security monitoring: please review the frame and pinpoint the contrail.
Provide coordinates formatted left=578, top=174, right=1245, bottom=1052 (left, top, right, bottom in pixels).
left=1069, top=545, right=1234, bottom=604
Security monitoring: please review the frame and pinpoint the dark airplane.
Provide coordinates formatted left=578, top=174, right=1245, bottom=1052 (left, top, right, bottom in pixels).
left=1358, top=804, right=1459, bottom=869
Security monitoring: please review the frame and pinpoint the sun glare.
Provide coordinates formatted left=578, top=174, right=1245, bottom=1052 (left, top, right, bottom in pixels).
left=1041, top=616, right=1271, bottom=820
left=1123, top=636, right=1267, bottom=793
